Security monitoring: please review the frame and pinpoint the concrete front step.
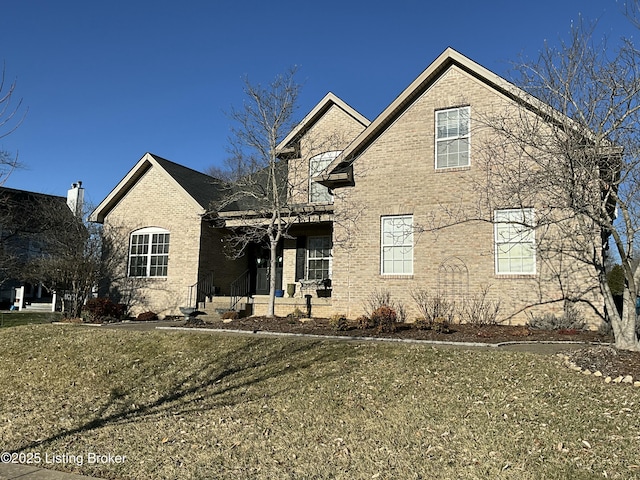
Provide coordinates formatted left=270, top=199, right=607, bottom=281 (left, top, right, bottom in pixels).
left=198, top=296, right=252, bottom=318
left=199, top=297, right=232, bottom=314
left=23, top=303, right=54, bottom=312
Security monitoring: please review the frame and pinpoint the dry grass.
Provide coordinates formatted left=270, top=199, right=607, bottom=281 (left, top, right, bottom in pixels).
left=0, top=311, right=62, bottom=328
left=0, top=324, right=639, bottom=479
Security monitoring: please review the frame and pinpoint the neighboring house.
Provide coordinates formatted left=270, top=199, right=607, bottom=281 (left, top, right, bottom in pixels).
left=0, top=183, right=84, bottom=310
left=91, top=48, right=604, bottom=326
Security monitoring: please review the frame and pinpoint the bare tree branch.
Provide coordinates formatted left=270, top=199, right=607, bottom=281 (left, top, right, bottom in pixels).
left=475, top=18, right=640, bottom=350
left=0, top=62, right=26, bottom=185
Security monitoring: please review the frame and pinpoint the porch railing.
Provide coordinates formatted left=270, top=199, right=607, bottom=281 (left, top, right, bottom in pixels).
left=230, top=270, right=251, bottom=311
left=187, top=272, right=216, bottom=308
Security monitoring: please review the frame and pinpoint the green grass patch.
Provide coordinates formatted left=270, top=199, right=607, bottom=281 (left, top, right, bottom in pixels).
left=0, top=324, right=638, bottom=479
left=0, top=311, right=63, bottom=328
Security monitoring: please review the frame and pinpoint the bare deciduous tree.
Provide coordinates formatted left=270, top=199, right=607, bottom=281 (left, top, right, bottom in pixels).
left=209, top=69, right=360, bottom=317
left=476, top=19, right=640, bottom=350
left=208, top=69, right=301, bottom=317
left=22, top=200, right=140, bottom=319
left=22, top=200, right=97, bottom=317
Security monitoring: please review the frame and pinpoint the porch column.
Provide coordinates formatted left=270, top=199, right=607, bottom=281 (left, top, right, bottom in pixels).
left=15, top=286, right=25, bottom=311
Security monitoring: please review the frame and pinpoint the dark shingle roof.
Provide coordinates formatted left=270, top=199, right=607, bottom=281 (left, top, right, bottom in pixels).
left=149, top=154, right=227, bottom=209
left=217, top=159, right=289, bottom=213
left=0, top=186, right=76, bottom=237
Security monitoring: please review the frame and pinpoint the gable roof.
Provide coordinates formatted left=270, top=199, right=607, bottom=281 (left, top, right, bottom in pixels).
left=0, top=186, right=67, bottom=207
left=0, top=186, right=71, bottom=233
left=319, top=47, right=542, bottom=187
left=276, top=92, right=370, bottom=154
left=90, top=153, right=224, bottom=223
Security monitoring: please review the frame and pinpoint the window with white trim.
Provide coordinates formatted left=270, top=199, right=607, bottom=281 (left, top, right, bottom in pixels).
left=307, top=236, right=332, bottom=280
left=128, top=227, right=170, bottom=277
left=436, top=106, right=470, bottom=168
left=309, top=151, right=341, bottom=203
left=494, top=209, right=535, bottom=274
left=381, top=215, right=413, bottom=275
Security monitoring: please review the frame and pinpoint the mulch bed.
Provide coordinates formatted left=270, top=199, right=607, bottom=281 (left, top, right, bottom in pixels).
left=185, top=316, right=640, bottom=383
left=203, top=316, right=607, bottom=344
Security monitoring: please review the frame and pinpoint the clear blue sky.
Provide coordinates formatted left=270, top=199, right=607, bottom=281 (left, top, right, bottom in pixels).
left=0, top=0, right=634, bottom=207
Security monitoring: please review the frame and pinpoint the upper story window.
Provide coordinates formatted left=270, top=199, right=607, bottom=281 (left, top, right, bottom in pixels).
left=381, top=215, right=413, bottom=275
left=494, top=208, right=535, bottom=274
left=128, top=227, right=170, bottom=277
left=309, top=151, right=341, bottom=203
left=436, top=106, right=470, bottom=169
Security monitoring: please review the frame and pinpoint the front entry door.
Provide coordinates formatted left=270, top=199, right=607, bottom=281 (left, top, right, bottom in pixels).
left=255, top=249, right=283, bottom=295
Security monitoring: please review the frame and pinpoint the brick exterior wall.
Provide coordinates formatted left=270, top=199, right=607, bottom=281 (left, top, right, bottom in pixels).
left=98, top=63, right=605, bottom=328
left=102, top=165, right=204, bottom=317
left=328, top=66, right=604, bottom=327
left=287, top=104, right=368, bottom=205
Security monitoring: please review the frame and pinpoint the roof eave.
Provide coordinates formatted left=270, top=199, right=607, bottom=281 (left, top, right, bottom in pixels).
left=276, top=92, right=370, bottom=155
left=316, top=168, right=354, bottom=189
left=89, top=152, right=208, bottom=223
left=323, top=47, right=539, bottom=179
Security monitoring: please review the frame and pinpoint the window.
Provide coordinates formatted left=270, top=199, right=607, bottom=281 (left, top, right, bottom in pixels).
left=307, top=236, right=332, bottom=280
left=128, top=227, right=170, bottom=277
left=436, top=106, right=470, bottom=168
left=381, top=215, right=413, bottom=275
left=309, top=151, right=341, bottom=203
left=494, top=209, right=535, bottom=274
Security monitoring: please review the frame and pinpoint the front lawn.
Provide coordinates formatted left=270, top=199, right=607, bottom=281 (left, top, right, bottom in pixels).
left=0, top=311, right=63, bottom=328
left=0, top=324, right=638, bottom=479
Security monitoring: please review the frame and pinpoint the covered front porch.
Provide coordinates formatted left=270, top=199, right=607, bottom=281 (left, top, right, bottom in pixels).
left=197, top=220, right=334, bottom=315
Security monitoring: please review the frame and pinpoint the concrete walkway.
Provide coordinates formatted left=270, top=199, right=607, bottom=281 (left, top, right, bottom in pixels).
left=0, top=462, right=104, bottom=480
left=1, top=319, right=603, bottom=480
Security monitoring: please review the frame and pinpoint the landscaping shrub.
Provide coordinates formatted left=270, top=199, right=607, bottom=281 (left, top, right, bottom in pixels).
left=84, top=298, right=125, bottom=323
left=394, top=301, right=408, bottom=323
left=363, top=289, right=393, bottom=317
left=414, top=317, right=431, bottom=330
left=411, top=289, right=456, bottom=324
left=598, top=320, right=613, bottom=336
left=527, top=303, right=585, bottom=330
left=459, top=285, right=502, bottom=325
left=136, top=311, right=158, bottom=322
left=364, top=288, right=407, bottom=322
left=371, top=305, right=397, bottom=333
left=328, top=314, right=349, bottom=332
left=222, top=310, right=239, bottom=320
left=356, top=315, right=373, bottom=329
left=433, top=316, right=451, bottom=334
left=287, top=307, right=305, bottom=319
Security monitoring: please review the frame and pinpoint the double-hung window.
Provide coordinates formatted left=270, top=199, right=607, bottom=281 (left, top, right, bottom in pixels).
left=128, top=227, right=170, bottom=277
left=381, top=215, right=413, bottom=275
left=494, top=209, right=535, bottom=274
left=436, top=106, right=470, bottom=169
left=309, top=151, right=341, bottom=203
left=307, top=236, right=332, bottom=280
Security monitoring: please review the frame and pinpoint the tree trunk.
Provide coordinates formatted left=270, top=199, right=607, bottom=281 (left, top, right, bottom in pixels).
left=267, top=237, right=278, bottom=318
left=610, top=288, right=640, bottom=351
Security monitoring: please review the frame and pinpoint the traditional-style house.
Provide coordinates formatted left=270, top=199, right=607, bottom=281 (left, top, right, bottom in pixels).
left=90, top=48, right=604, bottom=326
left=0, top=183, right=84, bottom=311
